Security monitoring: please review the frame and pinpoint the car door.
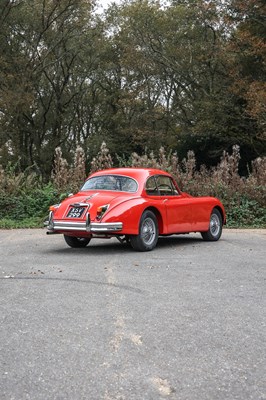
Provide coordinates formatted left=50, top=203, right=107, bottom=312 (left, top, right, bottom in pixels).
left=155, top=175, right=193, bottom=234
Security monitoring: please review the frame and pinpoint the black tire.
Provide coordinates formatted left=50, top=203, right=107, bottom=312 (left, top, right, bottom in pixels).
left=130, top=210, right=158, bottom=251
left=201, top=209, right=222, bottom=241
left=64, top=235, right=91, bottom=248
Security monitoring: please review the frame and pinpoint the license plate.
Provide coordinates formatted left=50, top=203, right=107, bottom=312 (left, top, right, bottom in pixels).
left=67, top=207, right=85, bottom=218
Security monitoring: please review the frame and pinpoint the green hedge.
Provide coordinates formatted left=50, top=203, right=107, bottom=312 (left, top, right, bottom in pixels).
left=0, top=184, right=265, bottom=229
left=225, top=196, right=266, bottom=228
left=0, top=184, right=59, bottom=228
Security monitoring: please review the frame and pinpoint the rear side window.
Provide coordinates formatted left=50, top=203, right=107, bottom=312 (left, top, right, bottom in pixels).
left=156, top=176, right=178, bottom=196
left=145, top=175, right=179, bottom=196
left=146, top=176, right=159, bottom=195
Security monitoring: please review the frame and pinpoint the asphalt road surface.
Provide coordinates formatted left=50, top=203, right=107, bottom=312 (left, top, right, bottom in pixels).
left=0, top=229, right=265, bottom=400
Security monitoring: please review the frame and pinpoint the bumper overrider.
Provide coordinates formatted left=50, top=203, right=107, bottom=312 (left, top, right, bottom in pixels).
left=47, top=211, right=123, bottom=233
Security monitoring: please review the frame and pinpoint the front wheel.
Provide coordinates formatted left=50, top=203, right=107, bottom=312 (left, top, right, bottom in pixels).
left=130, top=210, right=158, bottom=251
left=64, top=235, right=91, bottom=248
left=201, top=209, right=222, bottom=241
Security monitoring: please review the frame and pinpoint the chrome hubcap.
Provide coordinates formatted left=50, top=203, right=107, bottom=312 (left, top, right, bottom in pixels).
left=210, top=214, right=221, bottom=237
left=141, top=218, right=156, bottom=245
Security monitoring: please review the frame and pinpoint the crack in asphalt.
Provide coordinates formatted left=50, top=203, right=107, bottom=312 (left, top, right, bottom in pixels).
left=0, top=276, right=144, bottom=294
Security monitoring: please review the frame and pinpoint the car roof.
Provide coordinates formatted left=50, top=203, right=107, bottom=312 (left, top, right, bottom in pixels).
left=89, top=167, right=171, bottom=181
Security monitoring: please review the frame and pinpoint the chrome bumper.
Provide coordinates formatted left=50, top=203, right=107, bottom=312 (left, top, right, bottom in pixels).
left=47, top=216, right=123, bottom=233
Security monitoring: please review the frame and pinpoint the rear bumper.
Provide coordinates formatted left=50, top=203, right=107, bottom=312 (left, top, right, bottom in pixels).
left=47, top=213, right=123, bottom=233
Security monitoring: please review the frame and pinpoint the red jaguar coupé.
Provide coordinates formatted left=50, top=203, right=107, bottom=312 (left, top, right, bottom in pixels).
left=46, top=168, right=226, bottom=251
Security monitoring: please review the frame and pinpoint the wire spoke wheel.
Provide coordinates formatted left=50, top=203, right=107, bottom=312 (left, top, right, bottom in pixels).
left=130, top=210, right=158, bottom=251
left=210, top=213, right=221, bottom=237
left=201, top=209, right=223, bottom=241
left=141, top=217, right=156, bottom=246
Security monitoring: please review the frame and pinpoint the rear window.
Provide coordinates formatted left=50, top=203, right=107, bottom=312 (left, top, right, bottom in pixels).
left=81, top=175, right=138, bottom=193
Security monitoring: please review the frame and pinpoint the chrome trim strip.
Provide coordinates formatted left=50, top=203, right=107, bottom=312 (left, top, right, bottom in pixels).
left=49, top=220, right=123, bottom=232
left=86, top=213, right=91, bottom=232
left=70, top=203, right=90, bottom=207
left=54, top=221, right=85, bottom=229
left=90, top=222, right=123, bottom=232
left=47, top=211, right=54, bottom=229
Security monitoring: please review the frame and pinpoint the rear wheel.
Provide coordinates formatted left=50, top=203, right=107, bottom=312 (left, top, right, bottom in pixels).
left=64, top=235, right=91, bottom=248
left=201, top=209, right=222, bottom=241
left=130, top=210, right=158, bottom=251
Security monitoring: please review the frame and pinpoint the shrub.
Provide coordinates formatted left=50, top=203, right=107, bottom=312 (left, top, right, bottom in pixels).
left=226, top=196, right=266, bottom=228
left=0, top=184, right=58, bottom=224
left=90, top=142, right=113, bottom=173
left=0, top=144, right=265, bottom=228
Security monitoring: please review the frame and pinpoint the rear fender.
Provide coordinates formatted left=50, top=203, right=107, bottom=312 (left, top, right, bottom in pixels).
left=101, top=198, right=165, bottom=235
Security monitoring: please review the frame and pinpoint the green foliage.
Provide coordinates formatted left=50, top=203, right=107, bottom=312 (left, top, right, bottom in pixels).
left=0, top=146, right=265, bottom=229
left=2, top=0, right=265, bottom=229
left=226, top=197, right=266, bottom=228
left=0, top=218, right=43, bottom=229
left=0, top=184, right=58, bottom=226
left=0, top=0, right=265, bottom=176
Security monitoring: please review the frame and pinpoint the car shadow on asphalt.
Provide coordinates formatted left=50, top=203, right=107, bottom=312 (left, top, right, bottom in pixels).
left=44, top=234, right=204, bottom=256
left=157, top=235, right=203, bottom=248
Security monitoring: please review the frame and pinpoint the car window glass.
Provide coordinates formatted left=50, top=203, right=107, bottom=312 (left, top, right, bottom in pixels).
left=156, top=176, right=179, bottom=196
left=146, top=176, right=159, bottom=196
left=81, top=175, right=138, bottom=192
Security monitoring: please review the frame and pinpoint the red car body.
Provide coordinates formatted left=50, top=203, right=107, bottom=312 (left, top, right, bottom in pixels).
left=46, top=167, right=226, bottom=251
